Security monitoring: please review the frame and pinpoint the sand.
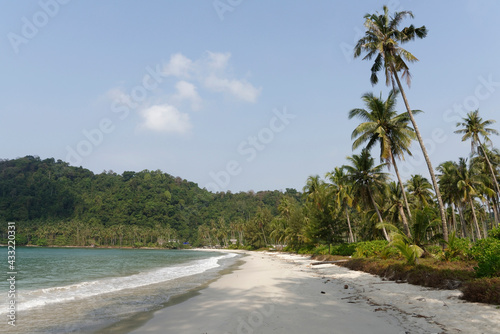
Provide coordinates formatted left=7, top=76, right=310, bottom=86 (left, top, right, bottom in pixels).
left=129, top=250, right=500, bottom=334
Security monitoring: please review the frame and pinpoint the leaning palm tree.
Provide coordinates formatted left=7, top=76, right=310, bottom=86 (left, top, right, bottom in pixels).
left=349, top=90, right=418, bottom=223
left=471, top=153, right=500, bottom=227
left=354, top=5, right=449, bottom=241
left=343, top=149, right=390, bottom=241
left=455, top=109, right=500, bottom=197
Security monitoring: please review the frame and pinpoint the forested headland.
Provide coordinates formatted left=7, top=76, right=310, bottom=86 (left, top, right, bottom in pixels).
left=0, top=155, right=302, bottom=248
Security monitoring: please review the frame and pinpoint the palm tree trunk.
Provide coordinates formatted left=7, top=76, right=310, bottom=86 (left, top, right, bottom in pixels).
left=458, top=205, right=468, bottom=238
left=345, top=206, right=354, bottom=243
left=398, top=203, right=412, bottom=238
left=469, top=196, right=482, bottom=240
left=451, top=202, right=457, bottom=233
left=391, top=69, right=449, bottom=242
left=479, top=140, right=500, bottom=195
left=368, top=188, right=390, bottom=241
left=391, top=152, right=412, bottom=220
left=492, top=197, right=500, bottom=228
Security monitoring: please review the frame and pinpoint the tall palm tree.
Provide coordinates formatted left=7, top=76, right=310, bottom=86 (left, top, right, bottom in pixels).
left=456, top=158, right=484, bottom=240
left=471, top=153, right=500, bottom=227
left=354, top=5, right=449, bottom=241
left=349, top=90, right=418, bottom=223
left=343, top=149, right=390, bottom=241
left=326, top=167, right=355, bottom=243
left=437, top=161, right=461, bottom=234
left=455, top=110, right=500, bottom=197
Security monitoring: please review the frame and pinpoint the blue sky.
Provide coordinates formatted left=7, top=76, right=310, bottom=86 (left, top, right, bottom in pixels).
left=2, top=0, right=500, bottom=193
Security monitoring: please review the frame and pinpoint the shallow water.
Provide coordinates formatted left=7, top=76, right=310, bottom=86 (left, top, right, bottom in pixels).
left=0, top=247, right=239, bottom=333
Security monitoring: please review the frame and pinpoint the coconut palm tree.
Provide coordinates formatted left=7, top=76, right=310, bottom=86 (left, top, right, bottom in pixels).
left=406, top=174, right=434, bottom=209
left=385, top=181, right=412, bottom=238
left=304, top=175, right=340, bottom=250
left=471, top=153, right=500, bottom=227
left=437, top=161, right=461, bottom=234
left=456, top=158, right=485, bottom=240
left=455, top=110, right=500, bottom=197
left=343, top=149, right=390, bottom=241
left=326, top=167, right=355, bottom=243
left=349, top=90, right=418, bottom=224
left=354, top=5, right=449, bottom=241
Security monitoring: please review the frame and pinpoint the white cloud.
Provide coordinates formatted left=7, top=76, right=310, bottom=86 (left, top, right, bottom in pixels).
left=205, top=51, right=231, bottom=70
left=163, top=53, right=193, bottom=78
left=204, top=75, right=261, bottom=103
left=163, top=51, right=261, bottom=103
left=172, top=81, right=202, bottom=111
left=140, top=104, right=192, bottom=134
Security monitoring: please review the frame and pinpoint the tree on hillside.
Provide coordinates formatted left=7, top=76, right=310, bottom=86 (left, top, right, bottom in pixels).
left=354, top=5, right=449, bottom=241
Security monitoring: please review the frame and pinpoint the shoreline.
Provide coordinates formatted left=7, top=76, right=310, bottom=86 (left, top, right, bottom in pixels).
left=100, top=250, right=248, bottom=334
left=124, top=251, right=500, bottom=334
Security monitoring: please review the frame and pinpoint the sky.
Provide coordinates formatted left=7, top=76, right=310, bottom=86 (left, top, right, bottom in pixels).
left=2, top=0, right=500, bottom=193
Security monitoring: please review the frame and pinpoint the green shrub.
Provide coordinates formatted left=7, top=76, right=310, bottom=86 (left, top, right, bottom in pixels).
left=312, top=245, right=330, bottom=255
left=471, top=238, right=500, bottom=278
left=439, top=232, right=472, bottom=261
left=296, top=245, right=316, bottom=254
left=330, top=243, right=357, bottom=256
left=353, top=240, right=396, bottom=258
left=489, top=227, right=500, bottom=240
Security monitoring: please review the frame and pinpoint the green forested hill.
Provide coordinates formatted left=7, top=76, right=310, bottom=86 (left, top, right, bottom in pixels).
left=0, top=156, right=301, bottom=247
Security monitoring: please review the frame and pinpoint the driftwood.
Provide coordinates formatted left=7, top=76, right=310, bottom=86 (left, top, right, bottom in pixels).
left=311, top=260, right=349, bottom=266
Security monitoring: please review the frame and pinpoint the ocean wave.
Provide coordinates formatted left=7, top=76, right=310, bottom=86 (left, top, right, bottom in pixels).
left=1, top=252, right=236, bottom=314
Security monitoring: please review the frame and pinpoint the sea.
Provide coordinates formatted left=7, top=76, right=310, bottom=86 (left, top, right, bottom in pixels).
left=0, top=247, right=240, bottom=333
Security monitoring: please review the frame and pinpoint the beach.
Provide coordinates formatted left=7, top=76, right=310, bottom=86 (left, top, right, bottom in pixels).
left=129, top=250, right=500, bottom=334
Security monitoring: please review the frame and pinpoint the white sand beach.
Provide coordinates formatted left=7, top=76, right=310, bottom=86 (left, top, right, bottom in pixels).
left=130, top=251, right=500, bottom=334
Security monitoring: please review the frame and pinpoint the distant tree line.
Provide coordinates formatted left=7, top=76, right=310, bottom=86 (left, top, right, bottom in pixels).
left=0, top=156, right=301, bottom=248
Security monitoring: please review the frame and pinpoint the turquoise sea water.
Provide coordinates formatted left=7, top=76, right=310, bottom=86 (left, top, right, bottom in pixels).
left=0, top=247, right=239, bottom=333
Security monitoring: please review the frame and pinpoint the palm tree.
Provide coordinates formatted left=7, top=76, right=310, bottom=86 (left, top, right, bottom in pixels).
left=343, top=149, right=390, bottom=241
left=455, top=110, right=500, bottom=197
left=406, top=174, right=434, bottom=209
left=304, top=175, right=326, bottom=211
left=456, top=158, right=484, bottom=240
left=437, top=161, right=461, bottom=234
left=304, top=175, right=339, bottom=250
left=471, top=153, right=500, bottom=227
left=385, top=181, right=412, bottom=238
left=349, top=90, right=418, bottom=223
left=354, top=5, right=449, bottom=241
left=326, top=167, right=355, bottom=243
